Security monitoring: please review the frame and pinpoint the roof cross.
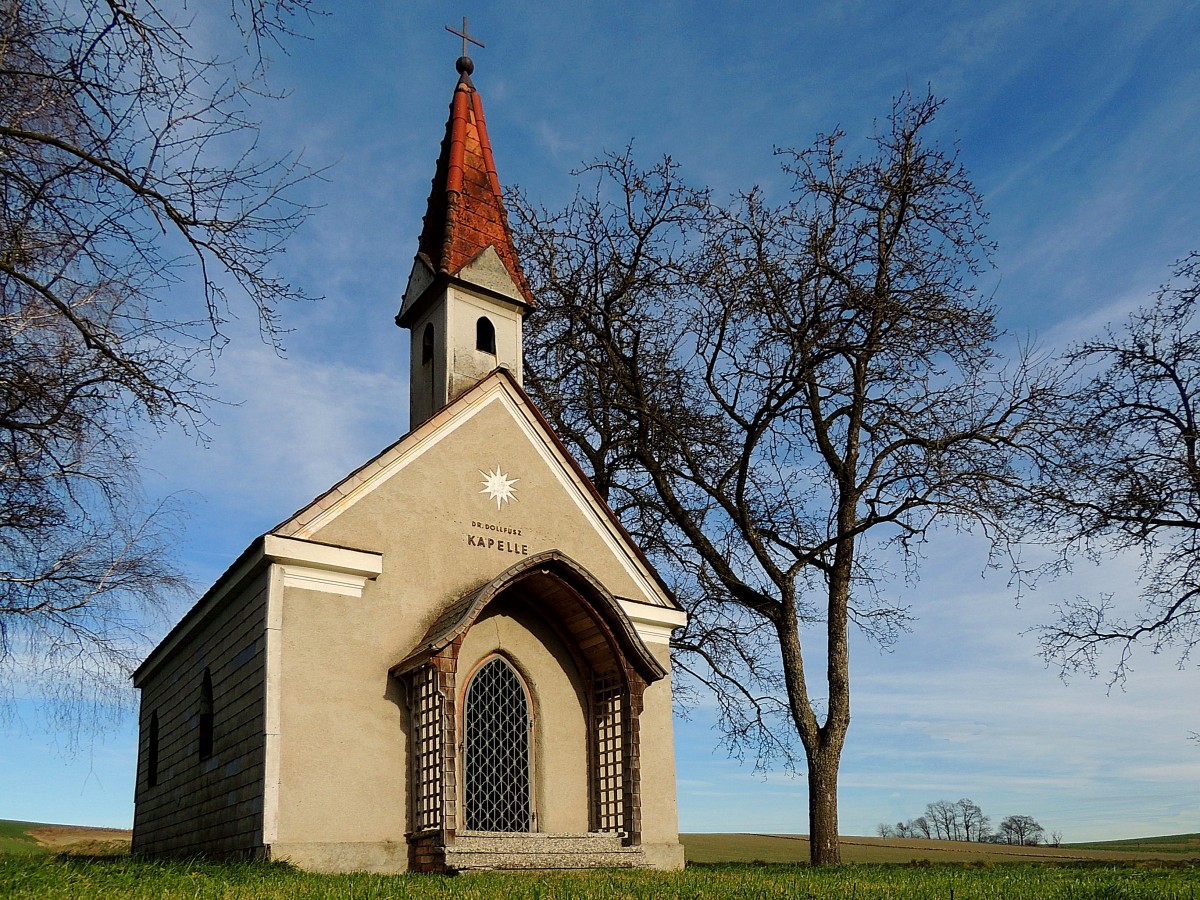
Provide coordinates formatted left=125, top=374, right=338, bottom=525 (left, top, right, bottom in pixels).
left=445, top=16, right=485, bottom=58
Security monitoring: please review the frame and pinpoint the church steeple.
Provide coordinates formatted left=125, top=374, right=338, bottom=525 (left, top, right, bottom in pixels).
left=398, top=46, right=534, bottom=429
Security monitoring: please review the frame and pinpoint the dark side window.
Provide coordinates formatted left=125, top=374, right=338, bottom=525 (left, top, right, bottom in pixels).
left=476, top=317, right=496, bottom=354
left=148, top=711, right=160, bottom=787
left=199, top=669, right=214, bottom=760
left=422, top=322, right=434, bottom=365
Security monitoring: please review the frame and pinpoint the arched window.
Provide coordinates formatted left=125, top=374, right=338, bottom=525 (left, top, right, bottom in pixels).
left=475, top=316, right=496, bottom=355
left=463, top=657, right=531, bottom=832
left=147, top=711, right=160, bottom=788
left=422, top=322, right=434, bottom=365
left=198, top=668, right=214, bottom=760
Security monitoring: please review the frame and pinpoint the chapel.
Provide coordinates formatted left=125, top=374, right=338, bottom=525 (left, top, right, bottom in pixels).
left=129, top=49, right=687, bottom=873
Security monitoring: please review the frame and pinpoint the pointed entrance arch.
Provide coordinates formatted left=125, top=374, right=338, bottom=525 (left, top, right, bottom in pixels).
left=393, top=551, right=667, bottom=871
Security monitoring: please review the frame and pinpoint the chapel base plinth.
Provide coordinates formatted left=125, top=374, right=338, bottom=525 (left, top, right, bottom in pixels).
left=265, top=841, right=410, bottom=874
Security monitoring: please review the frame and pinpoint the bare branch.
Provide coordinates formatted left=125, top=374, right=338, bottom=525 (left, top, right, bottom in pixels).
left=516, top=91, right=1044, bottom=864
left=0, top=0, right=319, bottom=740
left=1028, top=253, right=1200, bottom=683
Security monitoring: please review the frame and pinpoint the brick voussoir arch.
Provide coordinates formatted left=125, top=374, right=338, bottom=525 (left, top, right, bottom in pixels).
left=393, top=550, right=666, bottom=684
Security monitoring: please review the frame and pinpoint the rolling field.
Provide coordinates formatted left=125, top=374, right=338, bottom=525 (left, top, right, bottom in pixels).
left=6, top=819, right=1199, bottom=863
left=4, top=819, right=1199, bottom=864
left=0, top=821, right=132, bottom=857
left=0, top=820, right=49, bottom=856
left=682, top=831, right=1200, bottom=864
left=1, top=821, right=1197, bottom=898
left=1067, top=833, right=1200, bottom=855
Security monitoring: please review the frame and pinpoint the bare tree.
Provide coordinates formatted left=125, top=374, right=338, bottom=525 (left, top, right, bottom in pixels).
left=883, top=816, right=936, bottom=844
left=1033, top=254, right=1200, bottom=685
left=956, top=797, right=990, bottom=842
left=515, top=92, right=1053, bottom=864
left=924, top=799, right=960, bottom=841
left=888, top=816, right=930, bottom=840
left=0, top=0, right=318, bottom=736
left=998, top=814, right=1045, bottom=845
left=919, top=799, right=989, bottom=842
left=910, top=815, right=932, bottom=840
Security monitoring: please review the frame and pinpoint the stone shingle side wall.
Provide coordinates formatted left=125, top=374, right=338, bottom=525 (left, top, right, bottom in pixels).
left=131, top=575, right=269, bottom=857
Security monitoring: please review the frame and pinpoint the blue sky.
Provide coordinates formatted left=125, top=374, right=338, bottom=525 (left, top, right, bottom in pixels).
left=2, top=1, right=1199, bottom=842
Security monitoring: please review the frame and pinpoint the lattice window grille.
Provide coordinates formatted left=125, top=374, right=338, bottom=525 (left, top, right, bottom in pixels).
left=463, top=657, right=532, bottom=832
left=413, top=665, right=444, bottom=832
left=594, top=670, right=625, bottom=834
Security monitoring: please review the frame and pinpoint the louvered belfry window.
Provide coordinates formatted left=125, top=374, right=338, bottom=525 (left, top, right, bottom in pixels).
left=463, top=657, right=532, bottom=832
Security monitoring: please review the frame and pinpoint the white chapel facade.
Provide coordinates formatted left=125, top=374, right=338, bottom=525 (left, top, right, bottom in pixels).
left=129, top=52, right=688, bottom=873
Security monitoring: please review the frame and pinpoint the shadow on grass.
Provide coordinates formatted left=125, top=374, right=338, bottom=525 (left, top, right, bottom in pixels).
left=44, top=853, right=297, bottom=871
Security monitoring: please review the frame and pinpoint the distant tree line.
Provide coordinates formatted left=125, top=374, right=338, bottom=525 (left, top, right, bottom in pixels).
left=877, top=799, right=1060, bottom=846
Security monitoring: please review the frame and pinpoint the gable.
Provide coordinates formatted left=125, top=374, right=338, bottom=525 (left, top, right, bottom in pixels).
left=273, top=371, right=677, bottom=611
left=457, top=246, right=524, bottom=304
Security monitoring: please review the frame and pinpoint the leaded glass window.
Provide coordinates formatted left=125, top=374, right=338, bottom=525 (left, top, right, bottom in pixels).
left=463, top=657, right=531, bottom=832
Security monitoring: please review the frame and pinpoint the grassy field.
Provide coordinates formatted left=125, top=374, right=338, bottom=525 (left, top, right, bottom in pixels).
left=1067, top=833, right=1200, bottom=855
left=2, top=821, right=1198, bottom=898
left=0, top=820, right=49, bottom=856
left=8, top=819, right=1199, bottom=864
left=681, top=831, right=1200, bottom=864
left=0, top=821, right=131, bottom=857
left=2, top=855, right=1198, bottom=899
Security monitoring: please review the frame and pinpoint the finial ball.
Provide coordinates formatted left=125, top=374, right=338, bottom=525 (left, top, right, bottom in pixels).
left=456, top=55, right=474, bottom=75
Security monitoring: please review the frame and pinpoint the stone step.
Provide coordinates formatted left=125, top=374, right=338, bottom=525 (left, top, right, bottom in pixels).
left=447, top=832, right=644, bottom=870
left=453, top=831, right=627, bottom=852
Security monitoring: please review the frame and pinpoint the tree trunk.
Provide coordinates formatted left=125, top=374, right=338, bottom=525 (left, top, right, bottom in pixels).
left=776, top=581, right=850, bottom=866
left=808, top=747, right=841, bottom=865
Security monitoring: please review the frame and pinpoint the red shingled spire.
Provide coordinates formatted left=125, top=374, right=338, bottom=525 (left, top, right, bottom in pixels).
left=412, top=59, right=534, bottom=309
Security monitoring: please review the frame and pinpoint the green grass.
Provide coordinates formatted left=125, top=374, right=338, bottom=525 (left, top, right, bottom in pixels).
left=1068, top=833, right=1200, bottom=854
left=3, top=823, right=1199, bottom=897
left=2, top=855, right=1199, bottom=899
left=0, top=821, right=50, bottom=856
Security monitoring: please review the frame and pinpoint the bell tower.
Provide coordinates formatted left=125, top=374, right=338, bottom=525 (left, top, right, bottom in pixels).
left=397, top=46, right=535, bottom=429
